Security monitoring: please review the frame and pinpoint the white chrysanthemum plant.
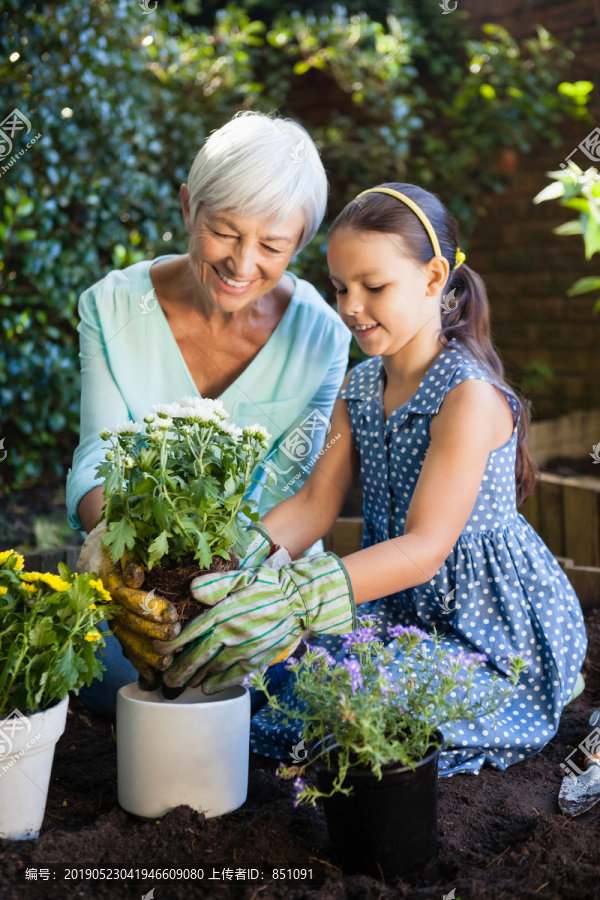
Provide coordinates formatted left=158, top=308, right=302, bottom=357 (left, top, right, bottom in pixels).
left=95, top=396, right=271, bottom=571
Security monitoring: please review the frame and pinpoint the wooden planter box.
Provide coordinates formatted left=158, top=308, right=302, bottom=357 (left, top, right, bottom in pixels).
left=519, top=473, right=600, bottom=610
left=22, top=545, right=83, bottom=575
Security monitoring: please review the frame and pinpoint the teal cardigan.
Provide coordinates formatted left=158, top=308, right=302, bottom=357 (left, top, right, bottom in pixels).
left=66, top=257, right=351, bottom=533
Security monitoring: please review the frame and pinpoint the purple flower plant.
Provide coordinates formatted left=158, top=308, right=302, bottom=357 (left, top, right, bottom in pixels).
left=292, top=777, right=306, bottom=808
left=377, top=664, right=390, bottom=697
left=342, top=625, right=377, bottom=650
left=342, top=657, right=364, bottom=694
left=388, top=624, right=431, bottom=642
left=310, top=646, right=337, bottom=666
left=454, top=649, right=488, bottom=670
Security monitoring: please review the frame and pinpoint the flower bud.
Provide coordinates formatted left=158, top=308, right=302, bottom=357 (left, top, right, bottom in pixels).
left=144, top=414, right=155, bottom=424
left=99, top=428, right=111, bottom=442
left=105, top=450, right=115, bottom=461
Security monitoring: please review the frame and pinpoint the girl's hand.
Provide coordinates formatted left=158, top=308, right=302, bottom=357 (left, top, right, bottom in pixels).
left=153, top=552, right=357, bottom=692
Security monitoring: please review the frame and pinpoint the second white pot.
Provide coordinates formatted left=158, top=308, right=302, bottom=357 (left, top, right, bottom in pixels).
left=117, top=682, right=250, bottom=820
left=0, top=696, right=69, bottom=840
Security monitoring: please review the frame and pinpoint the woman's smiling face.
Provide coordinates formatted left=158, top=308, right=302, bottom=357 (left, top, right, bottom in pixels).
left=327, top=228, right=446, bottom=357
left=182, top=186, right=306, bottom=312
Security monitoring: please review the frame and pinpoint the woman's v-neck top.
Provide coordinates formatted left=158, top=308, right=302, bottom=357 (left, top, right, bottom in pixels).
left=66, top=256, right=350, bottom=532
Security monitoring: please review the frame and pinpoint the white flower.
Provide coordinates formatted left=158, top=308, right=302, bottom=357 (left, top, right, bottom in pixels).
left=176, top=395, right=229, bottom=420
left=156, top=416, right=173, bottom=430
left=151, top=402, right=181, bottom=419
left=243, top=424, right=271, bottom=446
left=207, top=398, right=229, bottom=420
left=180, top=395, right=204, bottom=408
left=176, top=404, right=220, bottom=425
left=112, top=421, right=143, bottom=436
left=219, top=421, right=243, bottom=439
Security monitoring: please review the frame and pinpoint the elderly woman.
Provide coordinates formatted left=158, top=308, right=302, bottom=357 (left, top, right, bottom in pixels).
left=68, top=112, right=350, bottom=717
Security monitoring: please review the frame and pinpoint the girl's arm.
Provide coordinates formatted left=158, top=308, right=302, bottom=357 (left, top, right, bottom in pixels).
left=254, top=323, right=351, bottom=516
left=342, top=379, right=509, bottom=605
left=263, top=382, right=360, bottom=557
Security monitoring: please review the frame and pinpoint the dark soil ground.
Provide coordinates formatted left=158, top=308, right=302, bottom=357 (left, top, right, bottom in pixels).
left=1, top=463, right=599, bottom=900
left=0, top=612, right=598, bottom=900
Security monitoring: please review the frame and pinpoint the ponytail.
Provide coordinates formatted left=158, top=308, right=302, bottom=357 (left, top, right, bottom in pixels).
left=440, top=264, right=537, bottom=507
left=329, top=183, right=538, bottom=507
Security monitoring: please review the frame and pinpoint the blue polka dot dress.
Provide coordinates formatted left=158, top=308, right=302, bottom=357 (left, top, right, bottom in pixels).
left=250, top=340, right=588, bottom=777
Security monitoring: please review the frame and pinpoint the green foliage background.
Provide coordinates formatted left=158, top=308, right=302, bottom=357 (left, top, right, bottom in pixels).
left=0, top=0, right=591, bottom=493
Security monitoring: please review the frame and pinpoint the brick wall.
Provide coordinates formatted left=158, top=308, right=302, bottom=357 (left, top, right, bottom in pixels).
left=458, top=0, right=600, bottom=417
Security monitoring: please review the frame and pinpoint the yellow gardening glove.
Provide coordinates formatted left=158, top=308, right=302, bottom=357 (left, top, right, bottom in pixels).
left=76, top=521, right=181, bottom=684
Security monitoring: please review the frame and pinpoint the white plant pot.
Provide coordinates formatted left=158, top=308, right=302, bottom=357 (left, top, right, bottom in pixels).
left=117, top=682, right=250, bottom=820
left=0, top=696, right=69, bottom=840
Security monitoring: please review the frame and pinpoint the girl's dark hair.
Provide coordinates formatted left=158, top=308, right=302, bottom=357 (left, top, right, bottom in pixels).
left=329, top=182, right=536, bottom=506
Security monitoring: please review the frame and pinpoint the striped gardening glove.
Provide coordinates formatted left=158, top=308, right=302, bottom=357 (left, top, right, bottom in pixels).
left=75, top=522, right=276, bottom=685
left=153, top=552, right=357, bottom=693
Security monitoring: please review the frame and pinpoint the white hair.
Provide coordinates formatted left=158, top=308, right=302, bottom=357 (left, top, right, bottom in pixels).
left=186, top=111, right=328, bottom=252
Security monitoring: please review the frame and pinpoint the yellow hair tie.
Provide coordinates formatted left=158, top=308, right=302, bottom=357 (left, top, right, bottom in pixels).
left=454, top=248, right=466, bottom=270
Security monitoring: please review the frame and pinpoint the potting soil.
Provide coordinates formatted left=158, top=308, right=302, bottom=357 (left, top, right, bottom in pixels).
left=143, top=552, right=239, bottom=625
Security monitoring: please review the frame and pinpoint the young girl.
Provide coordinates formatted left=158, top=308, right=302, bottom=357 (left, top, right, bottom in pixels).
left=156, top=183, right=588, bottom=776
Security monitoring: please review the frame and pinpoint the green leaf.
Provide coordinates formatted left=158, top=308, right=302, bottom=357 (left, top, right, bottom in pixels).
left=212, top=548, right=231, bottom=561
left=567, top=276, right=600, bottom=296
left=102, top=517, right=137, bottom=562
left=15, top=229, right=37, bottom=242
left=15, top=197, right=34, bottom=217
left=563, top=198, right=594, bottom=212
left=533, top=181, right=565, bottom=204
left=584, top=216, right=600, bottom=259
left=147, top=529, right=170, bottom=567
left=28, top=618, right=57, bottom=649
left=553, top=220, right=583, bottom=236
left=53, top=641, right=86, bottom=696
left=195, top=532, right=212, bottom=570
left=152, top=497, right=171, bottom=531
left=223, top=475, right=237, bottom=498
left=103, top=467, right=122, bottom=497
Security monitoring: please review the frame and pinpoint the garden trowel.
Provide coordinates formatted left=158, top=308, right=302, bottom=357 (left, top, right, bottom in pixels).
left=559, top=709, right=600, bottom=816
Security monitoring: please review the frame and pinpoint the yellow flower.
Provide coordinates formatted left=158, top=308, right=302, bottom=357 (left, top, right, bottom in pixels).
left=84, top=630, right=101, bottom=642
left=19, top=583, right=37, bottom=593
left=20, top=572, right=72, bottom=592
left=0, top=549, right=24, bottom=570
left=0, top=586, right=7, bottom=596
left=88, top=578, right=112, bottom=605
left=87, top=603, right=97, bottom=611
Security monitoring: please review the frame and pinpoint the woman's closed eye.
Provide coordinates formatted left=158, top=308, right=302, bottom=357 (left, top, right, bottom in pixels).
left=212, top=228, right=280, bottom=254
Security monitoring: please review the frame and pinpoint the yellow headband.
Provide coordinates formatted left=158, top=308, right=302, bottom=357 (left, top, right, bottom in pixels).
left=356, top=187, right=466, bottom=270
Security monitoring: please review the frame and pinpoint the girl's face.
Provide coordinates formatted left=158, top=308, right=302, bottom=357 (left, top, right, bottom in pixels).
left=181, top=184, right=305, bottom=313
left=327, top=228, right=448, bottom=358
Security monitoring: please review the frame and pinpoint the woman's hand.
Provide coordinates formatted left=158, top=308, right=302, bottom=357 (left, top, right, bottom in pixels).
left=153, top=551, right=357, bottom=693
left=76, top=521, right=181, bottom=683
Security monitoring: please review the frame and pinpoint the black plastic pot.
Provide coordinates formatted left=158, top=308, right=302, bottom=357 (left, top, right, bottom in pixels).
left=315, top=739, right=440, bottom=879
